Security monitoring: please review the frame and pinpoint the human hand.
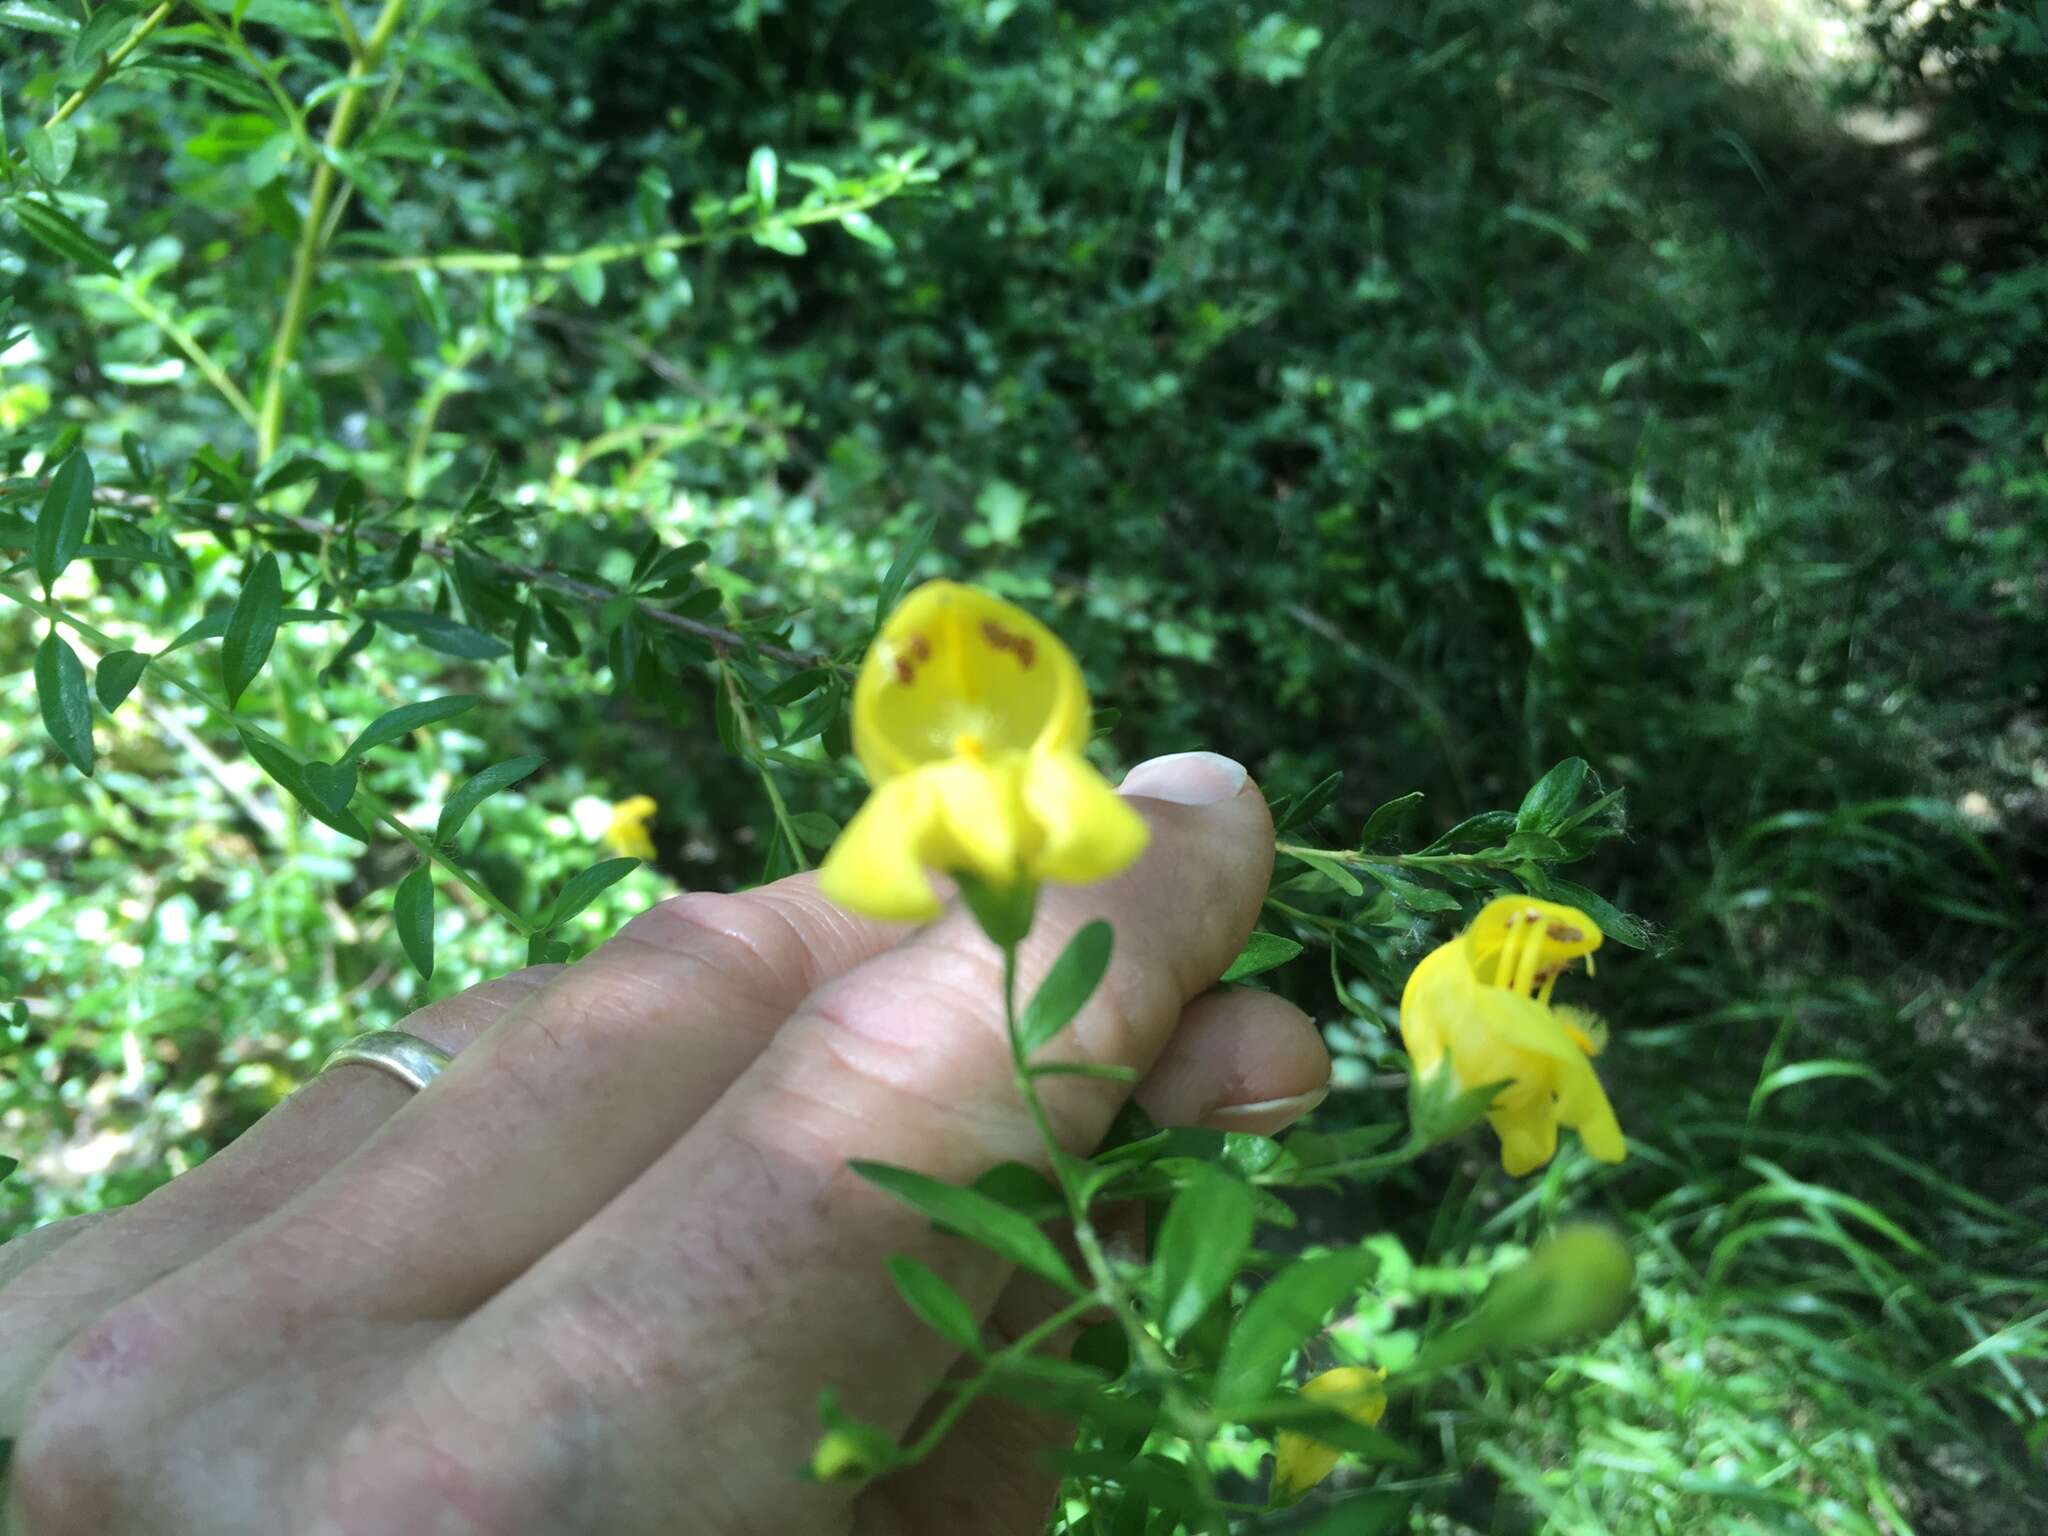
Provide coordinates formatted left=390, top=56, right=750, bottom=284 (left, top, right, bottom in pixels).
left=3, top=751, right=1329, bottom=1535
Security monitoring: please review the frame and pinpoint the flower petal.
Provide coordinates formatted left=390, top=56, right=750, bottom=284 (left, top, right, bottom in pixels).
left=1020, top=748, right=1150, bottom=885
left=927, top=755, right=1025, bottom=885
left=817, top=773, right=949, bottom=922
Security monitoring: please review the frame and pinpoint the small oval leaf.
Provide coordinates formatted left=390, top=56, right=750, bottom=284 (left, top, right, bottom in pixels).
left=341, top=694, right=479, bottom=762
left=94, top=649, right=149, bottom=712
left=35, top=630, right=94, bottom=774
left=221, top=553, right=283, bottom=707
left=1015, top=921, right=1113, bottom=1056
left=394, top=866, right=435, bottom=980
left=436, top=754, right=545, bottom=844
left=1152, top=1164, right=1256, bottom=1339
left=885, top=1255, right=982, bottom=1353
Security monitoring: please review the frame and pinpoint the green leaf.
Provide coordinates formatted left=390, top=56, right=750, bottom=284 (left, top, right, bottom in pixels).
left=850, top=1160, right=1078, bottom=1290
left=538, top=856, right=639, bottom=929
left=360, top=607, right=509, bottom=659
left=164, top=604, right=337, bottom=653
left=1015, top=920, right=1112, bottom=1055
left=394, top=866, right=435, bottom=980
left=1420, top=810, right=1517, bottom=855
left=341, top=694, right=479, bottom=762
left=1542, top=876, right=1655, bottom=950
left=220, top=553, right=282, bottom=707
left=436, top=754, right=544, bottom=843
left=747, top=144, right=778, bottom=207
left=300, top=760, right=359, bottom=819
left=1359, top=790, right=1425, bottom=845
left=1283, top=1123, right=1403, bottom=1169
left=567, top=260, right=604, bottom=306
left=25, top=123, right=76, bottom=185
left=73, top=1, right=139, bottom=61
left=7, top=198, right=119, bottom=275
left=94, top=649, right=148, bottom=712
left=237, top=729, right=372, bottom=841
left=1290, top=849, right=1363, bottom=896
left=1220, top=931, right=1303, bottom=983
left=786, top=810, right=839, bottom=850
left=875, top=512, right=938, bottom=626
left=1152, top=1163, right=1256, bottom=1339
left=838, top=209, right=895, bottom=250
left=1025, top=1060, right=1138, bottom=1083
left=1516, top=758, right=1588, bottom=834
left=34, top=630, right=93, bottom=775
left=753, top=223, right=806, bottom=257
left=33, top=452, right=92, bottom=591
left=0, top=1154, right=16, bottom=1181
left=1215, top=1248, right=1378, bottom=1410
left=0, top=2, right=80, bottom=38
left=1274, top=770, right=1343, bottom=833
left=885, top=1255, right=982, bottom=1352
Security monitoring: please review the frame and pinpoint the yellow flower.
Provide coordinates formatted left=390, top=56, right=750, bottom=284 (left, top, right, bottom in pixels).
left=1399, top=895, right=1625, bottom=1176
left=818, top=581, right=1149, bottom=922
left=603, top=795, right=658, bottom=861
left=1270, top=1365, right=1389, bottom=1506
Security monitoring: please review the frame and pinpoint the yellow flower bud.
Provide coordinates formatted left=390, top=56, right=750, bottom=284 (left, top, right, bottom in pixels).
left=1269, top=1365, right=1389, bottom=1506
left=819, top=581, right=1149, bottom=921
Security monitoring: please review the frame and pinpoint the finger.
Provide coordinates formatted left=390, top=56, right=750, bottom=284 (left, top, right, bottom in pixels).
left=0, top=970, right=552, bottom=1432
left=352, top=752, right=1273, bottom=1531
left=144, top=874, right=903, bottom=1327
left=1135, top=987, right=1330, bottom=1135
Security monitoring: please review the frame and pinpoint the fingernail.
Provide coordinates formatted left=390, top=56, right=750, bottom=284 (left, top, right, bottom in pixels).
left=1205, top=1086, right=1329, bottom=1131
left=1119, top=751, right=1248, bottom=806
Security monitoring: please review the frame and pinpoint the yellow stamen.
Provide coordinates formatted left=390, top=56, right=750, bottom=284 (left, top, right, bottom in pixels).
left=1493, top=915, right=1524, bottom=994
left=1537, top=970, right=1560, bottom=1008
left=954, top=732, right=986, bottom=760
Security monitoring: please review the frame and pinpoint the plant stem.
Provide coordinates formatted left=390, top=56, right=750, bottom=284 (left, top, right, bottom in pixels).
left=348, top=189, right=907, bottom=275
left=44, top=2, right=176, bottom=131
left=1277, top=839, right=1495, bottom=871
left=999, top=939, right=1228, bottom=1525
left=113, top=285, right=261, bottom=427
left=897, top=1294, right=1097, bottom=1465
left=0, top=581, right=530, bottom=936
left=256, top=0, right=409, bottom=461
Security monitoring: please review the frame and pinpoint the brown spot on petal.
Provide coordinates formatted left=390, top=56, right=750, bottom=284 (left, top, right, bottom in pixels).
left=981, top=620, right=1036, bottom=669
left=1546, top=921, right=1585, bottom=943
left=894, top=657, right=915, bottom=685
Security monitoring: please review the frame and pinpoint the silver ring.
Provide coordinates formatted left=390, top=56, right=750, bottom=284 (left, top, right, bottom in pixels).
left=318, top=1029, right=452, bottom=1094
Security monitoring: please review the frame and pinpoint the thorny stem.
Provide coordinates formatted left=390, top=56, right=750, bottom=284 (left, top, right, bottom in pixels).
left=0, top=581, right=532, bottom=935
left=42, top=3, right=176, bottom=131
left=1000, top=941, right=1229, bottom=1534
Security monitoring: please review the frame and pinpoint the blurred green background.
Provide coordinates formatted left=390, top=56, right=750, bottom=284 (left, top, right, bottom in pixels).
left=3, top=0, right=2044, bottom=1530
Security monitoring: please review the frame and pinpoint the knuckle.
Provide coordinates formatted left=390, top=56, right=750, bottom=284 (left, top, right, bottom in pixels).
left=620, top=889, right=811, bottom=992
left=10, top=1301, right=166, bottom=1532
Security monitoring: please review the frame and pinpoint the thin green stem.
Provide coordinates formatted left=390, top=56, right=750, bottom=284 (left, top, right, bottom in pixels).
left=326, top=0, right=366, bottom=55
left=113, top=285, right=261, bottom=427
left=0, top=581, right=530, bottom=936
left=347, top=188, right=905, bottom=276
left=256, top=0, right=409, bottom=461
left=897, top=1294, right=1097, bottom=1465
left=1277, top=839, right=1495, bottom=871
left=999, top=937, right=1228, bottom=1524
left=43, top=2, right=176, bottom=131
